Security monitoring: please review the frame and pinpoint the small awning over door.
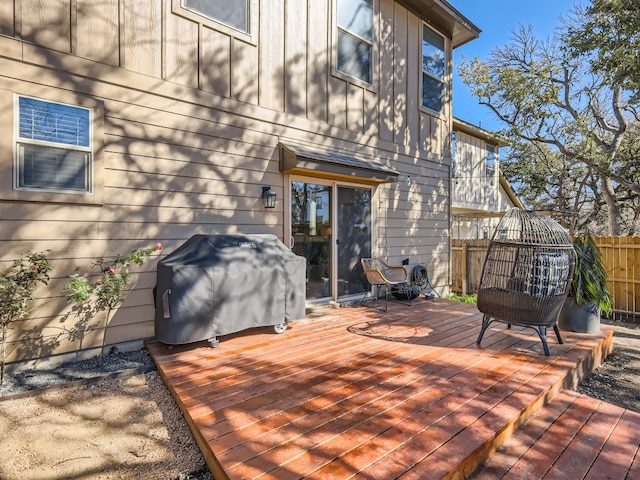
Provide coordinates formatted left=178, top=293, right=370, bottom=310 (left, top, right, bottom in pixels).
left=279, top=143, right=399, bottom=185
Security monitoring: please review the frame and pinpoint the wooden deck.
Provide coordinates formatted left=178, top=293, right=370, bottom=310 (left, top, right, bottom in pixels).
left=146, top=298, right=639, bottom=479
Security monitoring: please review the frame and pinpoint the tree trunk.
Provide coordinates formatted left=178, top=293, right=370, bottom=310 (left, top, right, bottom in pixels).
left=99, top=308, right=112, bottom=368
left=601, top=176, right=622, bottom=235
left=1, top=321, right=7, bottom=385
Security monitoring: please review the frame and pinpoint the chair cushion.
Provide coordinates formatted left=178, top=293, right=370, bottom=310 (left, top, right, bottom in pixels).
left=525, top=252, right=571, bottom=296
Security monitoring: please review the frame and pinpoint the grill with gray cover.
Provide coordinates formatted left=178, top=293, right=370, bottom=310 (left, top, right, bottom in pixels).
left=155, top=234, right=306, bottom=347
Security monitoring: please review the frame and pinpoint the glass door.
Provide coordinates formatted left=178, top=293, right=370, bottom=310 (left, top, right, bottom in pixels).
left=291, top=180, right=372, bottom=301
left=291, top=182, right=332, bottom=300
left=337, top=186, right=371, bottom=296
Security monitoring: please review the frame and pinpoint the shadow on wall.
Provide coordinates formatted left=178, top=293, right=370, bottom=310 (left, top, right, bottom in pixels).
left=0, top=0, right=449, bottom=364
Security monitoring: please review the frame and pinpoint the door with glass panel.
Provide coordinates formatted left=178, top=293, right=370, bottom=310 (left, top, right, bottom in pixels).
left=291, top=181, right=371, bottom=300
left=336, top=186, right=371, bottom=297
left=291, top=182, right=332, bottom=300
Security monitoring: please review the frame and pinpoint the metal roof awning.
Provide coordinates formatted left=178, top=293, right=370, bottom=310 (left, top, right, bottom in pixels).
left=279, top=143, right=399, bottom=185
left=396, top=0, right=480, bottom=48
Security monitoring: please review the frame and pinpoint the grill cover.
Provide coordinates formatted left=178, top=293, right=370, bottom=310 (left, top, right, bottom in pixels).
left=155, top=234, right=306, bottom=345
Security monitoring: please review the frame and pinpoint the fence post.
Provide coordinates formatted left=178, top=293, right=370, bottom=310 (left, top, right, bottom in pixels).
left=462, top=242, right=468, bottom=295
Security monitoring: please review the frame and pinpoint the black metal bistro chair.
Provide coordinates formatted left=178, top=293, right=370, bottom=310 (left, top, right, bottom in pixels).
left=476, top=209, right=575, bottom=356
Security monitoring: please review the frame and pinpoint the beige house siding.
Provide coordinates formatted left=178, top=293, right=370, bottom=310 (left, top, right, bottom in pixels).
left=2, top=0, right=456, bottom=154
left=452, top=119, right=523, bottom=240
left=0, top=0, right=478, bottom=365
left=452, top=129, right=498, bottom=209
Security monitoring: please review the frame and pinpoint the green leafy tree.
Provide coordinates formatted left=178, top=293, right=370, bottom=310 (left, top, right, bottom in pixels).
left=0, top=252, right=51, bottom=385
left=614, top=123, right=640, bottom=234
left=63, top=243, right=162, bottom=366
left=503, top=125, right=640, bottom=235
left=502, top=139, right=613, bottom=234
left=459, top=24, right=640, bottom=235
left=562, top=0, right=640, bottom=101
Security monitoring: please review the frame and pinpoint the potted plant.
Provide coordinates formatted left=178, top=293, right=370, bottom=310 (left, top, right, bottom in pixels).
left=558, top=234, right=612, bottom=333
left=306, top=241, right=329, bottom=281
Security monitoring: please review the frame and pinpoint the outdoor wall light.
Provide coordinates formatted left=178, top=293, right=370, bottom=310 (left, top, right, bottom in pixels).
left=262, top=186, right=277, bottom=208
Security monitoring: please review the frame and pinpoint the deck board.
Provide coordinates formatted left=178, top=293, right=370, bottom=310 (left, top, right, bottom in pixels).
left=472, top=390, right=640, bottom=479
left=147, top=298, right=626, bottom=479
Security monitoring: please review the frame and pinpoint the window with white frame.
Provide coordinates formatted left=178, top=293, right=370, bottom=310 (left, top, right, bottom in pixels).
left=182, top=0, right=250, bottom=33
left=422, top=24, right=446, bottom=112
left=451, top=132, right=457, bottom=160
left=336, top=0, right=374, bottom=84
left=451, top=132, right=457, bottom=181
left=16, top=96, right=92, bottom=194
left=486, top=143, right=496, bottom=183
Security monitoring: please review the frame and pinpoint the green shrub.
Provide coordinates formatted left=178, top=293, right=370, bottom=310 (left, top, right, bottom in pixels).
left=0, top=252, right=51, bottom=384
left=63, top=243, right=162, bottom=365
left=445, top=293, right=478, bottom=304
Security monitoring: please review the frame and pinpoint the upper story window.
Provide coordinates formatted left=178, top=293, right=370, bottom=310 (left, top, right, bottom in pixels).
left=486, top=143, right=496, bottom=183
left=451, top=132, right=458, bottom=180
left=16, top=96, right=92, bottom=194
left=336, top=0, right=374, bottom=84
left=182, top=0, right=249, bottom=33
left=422, top=25, right=446, bottom=112
left=451, top=132, right=457, bottom=160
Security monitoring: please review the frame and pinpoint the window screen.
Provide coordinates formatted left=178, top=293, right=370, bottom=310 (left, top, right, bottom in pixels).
left=17, top=97, right=91, bottom=193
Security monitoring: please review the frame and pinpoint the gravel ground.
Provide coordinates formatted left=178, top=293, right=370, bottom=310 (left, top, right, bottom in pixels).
left=576, top=318, right=640, bottom=413
left=0, top=318, right=638, bottom=479
left=0, top=350, right=213, bottom=480
left=0, top=350, right=156, bottom=397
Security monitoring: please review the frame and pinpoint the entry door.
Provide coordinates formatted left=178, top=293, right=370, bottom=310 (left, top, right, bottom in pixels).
left=291, top=181, right=332, bottom=300
left=291, top=181, right=372, bottom=300
left=336, top=186, right=371, bottom=296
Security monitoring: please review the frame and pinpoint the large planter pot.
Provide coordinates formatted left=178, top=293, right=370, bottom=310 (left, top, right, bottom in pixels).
left=557, top=298, right=601, bottom=333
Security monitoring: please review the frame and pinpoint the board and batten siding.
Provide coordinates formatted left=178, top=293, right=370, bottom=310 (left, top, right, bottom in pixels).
left=7, top=0, right=450, bottom=155
left=0, top=0, right=454, bottom=365
left=453, top=130, right=495, bottom=209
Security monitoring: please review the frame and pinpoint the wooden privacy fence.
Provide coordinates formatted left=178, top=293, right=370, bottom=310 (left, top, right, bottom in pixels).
left=451, top=236, right=640, bottom=321
left=594, top=236, right=640, bottom=321
left=451, top=239, right=491, bottom=295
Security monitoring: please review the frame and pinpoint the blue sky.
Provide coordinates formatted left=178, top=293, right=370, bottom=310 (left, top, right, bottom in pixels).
left=451, top=0, right=580, bottom=131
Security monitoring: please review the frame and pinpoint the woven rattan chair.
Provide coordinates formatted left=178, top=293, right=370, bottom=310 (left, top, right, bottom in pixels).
left=361, top=258, right=410, bottom=311
left=476, top=209, right=575, bottom=356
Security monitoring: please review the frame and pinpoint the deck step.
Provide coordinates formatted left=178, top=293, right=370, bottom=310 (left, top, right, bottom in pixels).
left=471, top=390, right=640, bottom=479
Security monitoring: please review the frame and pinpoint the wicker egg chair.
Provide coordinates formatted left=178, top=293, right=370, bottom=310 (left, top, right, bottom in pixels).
left=476, top=208, right=575, bottom=356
